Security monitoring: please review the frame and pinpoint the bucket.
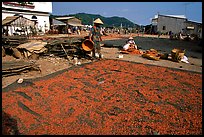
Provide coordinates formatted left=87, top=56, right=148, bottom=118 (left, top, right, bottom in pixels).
left=171, top=48, right=185, bottom=62
left=82, top=39, right=94, bottom=51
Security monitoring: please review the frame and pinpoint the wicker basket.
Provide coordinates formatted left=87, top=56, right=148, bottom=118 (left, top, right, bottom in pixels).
left=82, top=39, right=94, bottom=51
left=171, top=48, right=185, bottom=62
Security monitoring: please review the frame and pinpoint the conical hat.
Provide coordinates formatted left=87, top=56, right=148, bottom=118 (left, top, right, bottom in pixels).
left=93, top=18, right=103, bottom=24
left=129, top=37, right=133, bottom=40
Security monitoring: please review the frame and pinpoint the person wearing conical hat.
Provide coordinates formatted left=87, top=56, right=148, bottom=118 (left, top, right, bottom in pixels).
left=123, top=36, right=138, bottom=50
left=89, top=18, right=104, bottom=59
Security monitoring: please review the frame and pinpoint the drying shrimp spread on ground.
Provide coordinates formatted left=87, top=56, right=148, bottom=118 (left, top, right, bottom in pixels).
left=2, top=59, right=202, bottom=135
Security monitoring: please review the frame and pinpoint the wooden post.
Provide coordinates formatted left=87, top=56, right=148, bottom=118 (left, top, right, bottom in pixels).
left=6, top=26, right=9, bottom=36
left=61, top=44, right=70, bottom=61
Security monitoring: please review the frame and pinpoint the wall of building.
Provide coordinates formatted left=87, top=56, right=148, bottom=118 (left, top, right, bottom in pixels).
left=157, top=16, right=187, bottom=34
left=2, top=13, right=50, bottom=35
left=185, top=21, right=202, bottom=38
left=2, top=2, right=52, bottom=35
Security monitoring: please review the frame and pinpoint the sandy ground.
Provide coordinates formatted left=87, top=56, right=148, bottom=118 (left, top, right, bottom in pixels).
left=2, top=33, right=202, bottom=88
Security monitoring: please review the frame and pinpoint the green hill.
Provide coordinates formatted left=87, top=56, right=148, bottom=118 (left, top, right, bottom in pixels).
left=52, top=13, right=139, bottom=28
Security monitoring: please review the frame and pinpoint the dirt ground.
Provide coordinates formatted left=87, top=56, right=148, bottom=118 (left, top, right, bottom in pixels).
left=2, top=33, right=202, bottom=88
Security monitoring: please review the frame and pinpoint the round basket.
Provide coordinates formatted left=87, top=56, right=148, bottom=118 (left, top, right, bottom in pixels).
left=82, top=39, right=94, bottom=51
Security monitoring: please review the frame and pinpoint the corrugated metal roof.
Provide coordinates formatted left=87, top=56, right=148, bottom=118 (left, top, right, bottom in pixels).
left=55, top=17, right=83, bottom=26
left=66, top=18, right=83, bottom=26
left=154, top=14, right=187, bottom=19
left=186, top=20, right=202, bottom=24
left=68, top=23, right=84, bottom=27
left=2, top=16, right=34, bottom=26
left=52, top=19, right=66, bottom=26
left=55, top=16, right=75, bottom=20
left=165, top=15, right=186, bottom=19
left=2, top=16, right=19, bottom=26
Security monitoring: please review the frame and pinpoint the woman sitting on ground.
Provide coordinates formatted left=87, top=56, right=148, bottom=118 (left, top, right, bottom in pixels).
left=123, top=37, right=138, bottom=51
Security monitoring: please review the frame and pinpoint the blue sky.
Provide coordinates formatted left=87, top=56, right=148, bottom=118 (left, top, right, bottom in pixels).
left=52, top=2, right=202, bottom=25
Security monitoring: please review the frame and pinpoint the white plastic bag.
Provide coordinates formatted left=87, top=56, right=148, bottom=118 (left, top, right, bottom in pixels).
left=181, top=56, right=189, bottom=63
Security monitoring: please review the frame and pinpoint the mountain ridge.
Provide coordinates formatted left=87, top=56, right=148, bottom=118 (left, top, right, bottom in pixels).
left=52, top=12, right=140, bottom=28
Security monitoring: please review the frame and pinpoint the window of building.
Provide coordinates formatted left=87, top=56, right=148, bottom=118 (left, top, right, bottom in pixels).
left=31, top=15, right=37, bottom=20
left=163, top=26, right=166, bottom=30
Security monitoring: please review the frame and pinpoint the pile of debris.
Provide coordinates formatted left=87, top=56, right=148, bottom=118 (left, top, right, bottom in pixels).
left=2, top=35, right=96, bottom=77
left=2, top=35, right=28, bottom=47
left=2, top=60, right=40, bottom=77
left=45, top=38, right=85, bottom=60
left=2, top=35, right=29, bottom=58
left=2, top=35, right=94, bottom=60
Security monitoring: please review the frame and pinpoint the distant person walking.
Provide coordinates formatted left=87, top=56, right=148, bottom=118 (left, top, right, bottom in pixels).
left=89, top=18, right=104, bottom=59
left=169, top=31, right=173, bottom=39
left=158, top=31, right=161, bottom=38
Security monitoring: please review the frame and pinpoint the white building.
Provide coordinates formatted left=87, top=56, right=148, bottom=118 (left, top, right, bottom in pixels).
left=2, top=2, right=52, bottom=35
left=151, top=14, right=187, bottom=34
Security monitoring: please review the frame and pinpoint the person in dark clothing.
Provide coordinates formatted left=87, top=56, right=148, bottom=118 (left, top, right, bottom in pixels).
left=169, top=31, right=173, bottom=39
